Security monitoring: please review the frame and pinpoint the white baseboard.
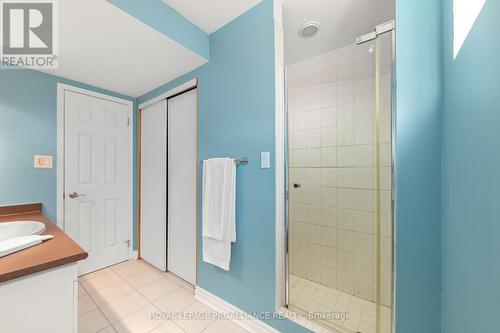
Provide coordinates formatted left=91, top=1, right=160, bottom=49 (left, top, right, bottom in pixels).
left=194, top=287, right=282, bottom=333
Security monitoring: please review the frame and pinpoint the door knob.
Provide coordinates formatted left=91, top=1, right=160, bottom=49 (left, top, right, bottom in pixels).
left=293, top=183, right=301, bottom=188
left=68, top=192, right=85, bottom=199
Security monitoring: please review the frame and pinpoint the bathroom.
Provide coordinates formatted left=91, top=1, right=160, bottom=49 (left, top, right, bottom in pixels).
left=0, top=0, right=498, bottom=333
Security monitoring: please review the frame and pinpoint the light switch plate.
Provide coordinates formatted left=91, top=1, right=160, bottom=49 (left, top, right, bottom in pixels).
left=260, top=151, right=270, bottom=169
left=34, top=155, right=53, bottom=169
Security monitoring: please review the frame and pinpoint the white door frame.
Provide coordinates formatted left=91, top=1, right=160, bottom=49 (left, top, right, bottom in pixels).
left=137, top=78, right=197, bottom=110
left=56, top=82, right=135, bottom=259
left=273, top=0, right=287, bottom=311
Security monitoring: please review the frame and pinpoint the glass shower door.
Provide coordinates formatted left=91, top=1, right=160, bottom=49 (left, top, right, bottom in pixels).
left=286, top=24, right=394, bottom=333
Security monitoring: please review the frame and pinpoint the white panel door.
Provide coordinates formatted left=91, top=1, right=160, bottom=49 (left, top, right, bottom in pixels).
left=140, top=100, right=167, bottom=271
left=64, top=91, right=131, bottom=275
left=167, top=89, right=197, bottom=284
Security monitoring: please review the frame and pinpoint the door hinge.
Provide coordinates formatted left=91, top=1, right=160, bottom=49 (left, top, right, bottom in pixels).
left=63, top=192, right=65, bottom=199
left=127, top=118, right=130, bottom=126
left=125, top=239, right=130, bottom=247
left=285, top=190, right=289, bottom=200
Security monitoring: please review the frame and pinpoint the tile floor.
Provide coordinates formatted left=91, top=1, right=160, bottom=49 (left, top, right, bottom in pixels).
left=288, top=274, right=392, bottom=333
left=79, top=260, right=391, bottom=333
left=78, top=259, right=248, bottom=333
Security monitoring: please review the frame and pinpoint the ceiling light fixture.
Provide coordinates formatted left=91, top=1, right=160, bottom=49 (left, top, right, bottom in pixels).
left=299, top=22, right=320, bottom=38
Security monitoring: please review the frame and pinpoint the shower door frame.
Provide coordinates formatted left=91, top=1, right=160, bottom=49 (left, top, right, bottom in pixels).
left=278, top=20, right=397, bottom=333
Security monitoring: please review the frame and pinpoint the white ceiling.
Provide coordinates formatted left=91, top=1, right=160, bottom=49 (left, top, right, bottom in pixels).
left=162, top=0, right=262, bottom=33
left=282, top=0, right=394, bottom=65
left=39, top=0, right=207, bottom=97
left=35, top=0, right=393, bottom=96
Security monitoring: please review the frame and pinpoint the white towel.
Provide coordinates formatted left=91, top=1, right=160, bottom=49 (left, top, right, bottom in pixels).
left=0, top=234, right=54, bottom=257
left=202, top=158, right=236, bottom=270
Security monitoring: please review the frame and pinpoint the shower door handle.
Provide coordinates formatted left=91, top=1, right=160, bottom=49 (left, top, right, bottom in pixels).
left=293, top=183, right=301, bottom=189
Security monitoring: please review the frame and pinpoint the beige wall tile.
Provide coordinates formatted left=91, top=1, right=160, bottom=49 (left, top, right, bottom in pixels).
left=354, top=254, right=375, bottom=280
left=320, top=246, right=337, bottom=268
left=320, top=227, right=336, bottom=248
left=320, top=266, right=337, bottom=288
left=354, top=122, right=375, bottom=145
left=307, top=168, right=322, bottom=186
left=320, top=107, right=337, bottom=128
left=337, top=230, right=354, bottom=251
left=320, top=84, right=337, bottom=108
left=337, top=82, right=354, bottom=105
left=337, top=146, right=354, bottom=167
left=337, top=270, right=354, bottom=294
left=355, top=233, right=374, bottom=257
left=307, top=129, right=321, bottom=148
left=354, top=167, right=375, bottom=189
left=354, top=211, right=374, bottom=234
left=354, top=100, right=374, bottom=123
left=320, top=147, right=337, bottom=167
left=320, top=207, right=336, bottom=227
left=337, top=103, right=354, bottom=125
left=354, top=145, right=375, bottom=166
left=354, top=189, right=374, bottom=212
left=320, top=126, right=337, bottom=147
left=355, top=78, right=374, bottom=102
left=320, top=187, right=337, bottom=207
left=320, top=167, right=337, bottom=187
left=337, top=209, right=354, bottom=231
left=337, top=188, right=354, bottom=209
left=337, top=124, right=354, bottom=146
left=337, top=167, right=354, bottom=188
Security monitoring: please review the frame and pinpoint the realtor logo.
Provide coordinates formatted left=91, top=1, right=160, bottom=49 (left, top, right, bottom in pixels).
left=1, top=0, right=57, bottom=68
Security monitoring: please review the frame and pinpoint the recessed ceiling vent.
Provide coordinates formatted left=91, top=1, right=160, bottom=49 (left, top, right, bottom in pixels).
left=299, top=22, right=320, bottom=38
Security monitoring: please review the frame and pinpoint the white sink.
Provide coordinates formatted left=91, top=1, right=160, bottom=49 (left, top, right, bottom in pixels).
left=0, top=221, right=46, bottom=241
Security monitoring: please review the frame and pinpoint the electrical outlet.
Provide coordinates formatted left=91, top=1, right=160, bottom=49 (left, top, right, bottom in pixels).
left=34, top=155, right=53, bottom=169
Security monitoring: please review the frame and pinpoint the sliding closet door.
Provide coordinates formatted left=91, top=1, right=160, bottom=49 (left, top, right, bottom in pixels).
left=167, top=89, right=197, bottom=284
left=140, top=100, right=167, bottom=271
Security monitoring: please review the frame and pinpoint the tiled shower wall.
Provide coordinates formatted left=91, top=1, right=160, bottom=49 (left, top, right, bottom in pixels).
left=287, top=42, right=393, bottom=306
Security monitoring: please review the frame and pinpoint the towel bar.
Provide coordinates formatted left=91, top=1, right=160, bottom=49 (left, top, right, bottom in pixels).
left=199, top=157, right=248, bottom=165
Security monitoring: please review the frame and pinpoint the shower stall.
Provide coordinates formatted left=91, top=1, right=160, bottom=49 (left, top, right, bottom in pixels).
left=284, top=21, right=395, bottom=333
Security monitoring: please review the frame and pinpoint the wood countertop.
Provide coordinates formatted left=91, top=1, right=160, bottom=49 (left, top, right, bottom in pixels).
left=0, top=203, right=88, bottom=284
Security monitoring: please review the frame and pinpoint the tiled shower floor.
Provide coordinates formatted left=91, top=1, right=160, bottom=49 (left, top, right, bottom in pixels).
left=288, top=274, right=391, bottom=333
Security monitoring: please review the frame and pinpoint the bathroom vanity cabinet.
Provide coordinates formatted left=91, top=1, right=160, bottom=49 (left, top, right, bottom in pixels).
left=0, top=204, right=87, bottom=333
left=0, top=263, right=79, bottom=332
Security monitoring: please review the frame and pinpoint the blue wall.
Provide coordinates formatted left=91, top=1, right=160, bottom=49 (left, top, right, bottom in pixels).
left=0, top=69, right=137, bottom=246
left=138, top=1, right=307, bottom=332
left=107, top=0, right=209, bottom=60
left=395, top=0, right=443, bottom=332
left=3, top=1, right=477, bottom=332
left=441, top=1, right=500, bottom=332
